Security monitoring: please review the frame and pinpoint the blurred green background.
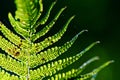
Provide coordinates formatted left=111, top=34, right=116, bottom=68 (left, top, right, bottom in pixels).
left=0, top=0, right=119, bottom=80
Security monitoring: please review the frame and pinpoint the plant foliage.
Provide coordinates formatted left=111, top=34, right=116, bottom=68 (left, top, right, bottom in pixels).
left=0, top=0, right=113, bottom=80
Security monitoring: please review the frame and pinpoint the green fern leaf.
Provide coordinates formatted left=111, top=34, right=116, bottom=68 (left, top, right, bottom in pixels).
left=8, top=13, right=29, bottom=38
left=0, top=22, right=22, bottom=46
left=31, top=16, right=75, bottom=54
left=31, top=6, right=66, bottom=41
left=35, top=1, right=56, bottom=26
left=48, top=56, right=99, bottom=80
left=30, top=30, right=87, bottom=67
left=0, top=0, right=113, bottom=80
left=78, top=60, right=114, bottom=80
left=30, top=41, right=100, bottom=79
left=0, top=54, right=27, bottom=76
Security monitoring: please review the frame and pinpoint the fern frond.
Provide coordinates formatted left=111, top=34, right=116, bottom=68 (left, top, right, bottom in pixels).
left=30, top=30, right=87, bottom=67
left=9, top=0, right=43, bottom=38
left=32, top=16, right=75, bottom=53
left=78, top=60, right=114, bottom=80
left=30, top=41, right=99, bottom=79
left=0, top=35, right=28, bottom=61
left=0, top=0, right=113, bottom=80
left=15, top=0, right=40, bottom=28
left=0, top=68, right=23, bottom=80
left=31, top=6, right=66, bottom=41
left=0, top=23, right=29, bottom=49
left=48, top=56, right=99, bottom=80
left=0, top=22, right=24, bottom=47
left=0, top=53, right=27, bottom=76
left=0, top=36, right=20, bottom=58
left=35, top=1, right=56, bottom=26
left=8, top=13, right=29, bottom=38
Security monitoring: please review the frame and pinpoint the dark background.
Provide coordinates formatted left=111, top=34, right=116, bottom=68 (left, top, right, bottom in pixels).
left=0, top=0, right=120, bottom=80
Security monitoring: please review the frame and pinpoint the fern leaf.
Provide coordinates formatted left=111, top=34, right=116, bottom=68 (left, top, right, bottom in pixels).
left=8, top=13, right=29, bottom=38
left=0, top=36, right=28, bottom=61
left=32, top=16, right=75, bottom=53
left=49, top=69, right=78, bottom=80
left=0, top=53, right=27, bottom=76
left=35, top=1, right=56, bottom=27
left=48, top=56, right=99, bottom=80
left=0, top=22, right=30, bottom=50
left=0, top=68, right=23, bottom=80
left=30, top=41, right=99, bottom=79
left=30, top=30, right=87, bottom=67
left=29, top=0, right=43, bottom=27
left=15, top=0, right=30, bottom=26
left=15, top=0, right=39, bottom=28
left=0, top=22, right=23, bottom=46
left=0, top=36, right=20, bottom=58
left=0, top=0, right=113, bottom=80
left=78, top=60, right=114, bottom=80
left=9, top=0, right=43, bottom=37
left=31, top=7, right=66, bottom=41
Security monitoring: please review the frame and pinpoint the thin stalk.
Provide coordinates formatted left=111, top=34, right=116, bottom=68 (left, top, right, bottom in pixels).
left=26, top=29, right=33, bottom=80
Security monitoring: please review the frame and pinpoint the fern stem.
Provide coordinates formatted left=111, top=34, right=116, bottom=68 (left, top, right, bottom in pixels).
left=26, top=60, right=30, bottom=80
left=26, top=30, right=33, bottom=80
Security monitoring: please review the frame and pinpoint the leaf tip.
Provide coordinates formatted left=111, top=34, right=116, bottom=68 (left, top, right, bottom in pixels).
left=93, top=56, right=100, bottom=60
left=71, top=15, right=76, bottom=19
left=96, top=41, right=100, bottom=44
left=64, top=6, right=67, bottom=9
left=109, top=60, right=115, bottom=63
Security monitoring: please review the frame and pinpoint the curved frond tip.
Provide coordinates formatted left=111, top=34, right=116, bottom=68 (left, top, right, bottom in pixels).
left=79, top=60, right=114, bottom=80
